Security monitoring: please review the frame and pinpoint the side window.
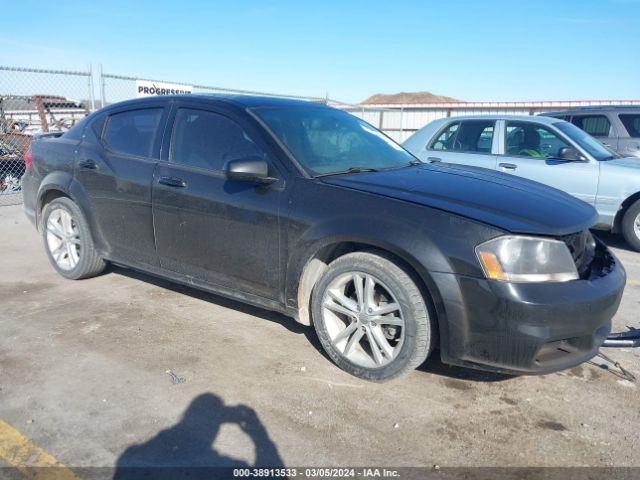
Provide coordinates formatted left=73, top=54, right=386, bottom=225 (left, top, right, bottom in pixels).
left=84, top=114, right=106, bottom=143
left=61, top=117, right=87, bottom=141
left=104, top=108, right=163, bottom=157
left=453, top=120, right=495, bottom=153
left=571, top=115, right=611, bottom=137
left=619, top=114, right=640, bottom=138
left=170, top=108, right=263, bottom=171
left=429, top=122, right=459, bottom=151
left=505, top=122, right=571, bottom=159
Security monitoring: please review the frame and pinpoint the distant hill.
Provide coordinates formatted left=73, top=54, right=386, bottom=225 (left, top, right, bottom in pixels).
left=361, top=91, right=460, bottom=104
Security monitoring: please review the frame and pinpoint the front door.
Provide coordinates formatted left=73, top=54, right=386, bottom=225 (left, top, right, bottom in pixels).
left=152, top=105, right=283, bottom=300
left=498, top=120, right=599, bottom=206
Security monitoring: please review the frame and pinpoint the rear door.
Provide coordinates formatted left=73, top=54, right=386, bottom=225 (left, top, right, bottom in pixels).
left=497, top=120, right=599, bottom=206
left=422, top=119, right=499, bottom=170
left=75, top=104, right=166, bottom=266
left=152, top=102, right=284, bottom=300
left=570, top=114, right=618, bottom=151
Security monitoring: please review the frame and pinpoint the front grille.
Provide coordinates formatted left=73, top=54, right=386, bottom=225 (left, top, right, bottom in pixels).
left=556, top=230, right=596, bottom=278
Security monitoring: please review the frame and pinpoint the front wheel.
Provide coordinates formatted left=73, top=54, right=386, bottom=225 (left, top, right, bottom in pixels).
left=621, top=199, right=640, bottom=252
left=41, top=197, right=107, bottom=280
left=311, top=251, right=433, bottom=381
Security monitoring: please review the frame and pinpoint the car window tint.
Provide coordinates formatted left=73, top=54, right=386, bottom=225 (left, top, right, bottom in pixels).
left=104, top=108, right=162, bottom=157
left=571, top=115, right=611, bottom=137
left=452, top=120, right=495, bottom=153
left=170, top=108, right=263, bottom=171
left=62, top=118, right=86, bottom=140
left=505, top=122, right=570, bottom=159
left=255, top=106, right=415, bottom=175
left=619, top=114, right=640, bottom=138
left=430, top=122, right=459, bottom=151
left=85, top=114, right=106, bottom=143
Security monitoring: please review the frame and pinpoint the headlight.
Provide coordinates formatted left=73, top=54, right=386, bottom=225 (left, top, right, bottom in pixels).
left=476, top=236, right=578, bottom=283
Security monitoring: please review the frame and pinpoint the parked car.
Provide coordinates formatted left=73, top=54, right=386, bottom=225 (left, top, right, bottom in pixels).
left=23, top=96, right=625, bottom=381
left=540, top=106, right=640, bottom=158
left=403, top=115, right=640, bottom=251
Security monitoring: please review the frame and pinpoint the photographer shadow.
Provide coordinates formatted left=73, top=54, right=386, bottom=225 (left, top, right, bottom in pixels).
left=113, top=393, right=284, bottom=479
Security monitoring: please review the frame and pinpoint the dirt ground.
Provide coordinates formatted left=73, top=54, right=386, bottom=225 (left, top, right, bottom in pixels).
left=0, top=203, right=638, bottom=475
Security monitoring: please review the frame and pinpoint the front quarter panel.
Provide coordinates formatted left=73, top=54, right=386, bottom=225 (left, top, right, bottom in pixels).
left=284, top=177, right=504, bottom=327
left=597, top=160, right=640, bottom=228
left=618, top=138, right=640, bottom=158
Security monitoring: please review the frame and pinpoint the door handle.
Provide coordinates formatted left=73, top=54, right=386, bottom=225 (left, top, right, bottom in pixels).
left=427, top=157, right=442, bottom=163
left=78, top=159, right=97, bottom=170
left=158, top=176, right=187, bottom=188
left=499, top=163, right=517, bottom=170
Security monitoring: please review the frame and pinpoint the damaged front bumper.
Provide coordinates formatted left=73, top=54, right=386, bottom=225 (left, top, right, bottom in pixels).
left=434, top=242, right=627, bottom=374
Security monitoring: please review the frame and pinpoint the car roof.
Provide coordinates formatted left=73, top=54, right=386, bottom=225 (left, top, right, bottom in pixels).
left=431, top=114, right=563, bottom=125
left=540, top=106, right=640, bottom=115
left=100, top=94, right=328, bottom=112
left=402, top=114, right=569, bottom=148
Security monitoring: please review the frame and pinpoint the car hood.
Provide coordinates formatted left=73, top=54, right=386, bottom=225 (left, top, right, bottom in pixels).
left=320, top=163, right=597, bottom=236
left=602, top=157, right=640, bottom=170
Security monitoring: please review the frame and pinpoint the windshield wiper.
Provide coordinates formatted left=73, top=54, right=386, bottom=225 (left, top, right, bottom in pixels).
left=316, top=167, right=379, bottom=177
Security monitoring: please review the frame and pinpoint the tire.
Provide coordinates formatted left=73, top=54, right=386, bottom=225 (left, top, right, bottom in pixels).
left=41, top=197, right=106, bottom=280
left=311, top=251, right=433, bottom=381
left=621, top=199, right=640, bottom=252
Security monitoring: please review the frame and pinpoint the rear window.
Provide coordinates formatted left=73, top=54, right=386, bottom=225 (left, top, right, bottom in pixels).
left=430, top=120, right=494, bottom=153
left=571, top=115, right=611, bottom=137
left=430, top=122, right=459, bottom=151
left=62, top=118, right=87, bottom=140
left=103, top=108, right=163, bottom=157
left=455, top=120, right=495, bottom=153
left=619, top=114, right=640, bottom=138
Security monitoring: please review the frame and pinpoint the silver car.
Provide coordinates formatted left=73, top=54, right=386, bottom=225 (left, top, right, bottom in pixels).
left=540, top=106, right=640, bottom=158
left=403, top=115, right=640, bottom=251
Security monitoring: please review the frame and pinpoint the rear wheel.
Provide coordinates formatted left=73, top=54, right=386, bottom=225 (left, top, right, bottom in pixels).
left=311, top=251, right=433, bottom=381
left=621, top=199, right=640, bottom=252
left=41, top=197, right=106, bottom=279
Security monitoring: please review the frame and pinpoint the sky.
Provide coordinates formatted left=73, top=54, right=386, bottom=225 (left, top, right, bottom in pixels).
left=2, top=0, right=638, bottom=103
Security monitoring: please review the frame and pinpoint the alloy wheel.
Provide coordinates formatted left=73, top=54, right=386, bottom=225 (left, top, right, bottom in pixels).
left=46, top=208, right=80, bottom=271
left=321, top=272, right=405, bottom=368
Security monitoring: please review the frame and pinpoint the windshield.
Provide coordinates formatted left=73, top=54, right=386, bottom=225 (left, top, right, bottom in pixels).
left=253, top=106, right=417, bottom=176
left=554, top=121, right=617, bottom=161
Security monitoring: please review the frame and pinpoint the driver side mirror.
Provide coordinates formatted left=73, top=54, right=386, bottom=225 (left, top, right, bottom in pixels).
left=558, top=147, right=586, bottom=162
left=224, top=158, right=277, bottom=185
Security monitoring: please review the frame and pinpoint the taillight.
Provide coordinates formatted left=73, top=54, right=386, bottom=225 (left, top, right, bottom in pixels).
left=24, top=146, right=33, bottom=174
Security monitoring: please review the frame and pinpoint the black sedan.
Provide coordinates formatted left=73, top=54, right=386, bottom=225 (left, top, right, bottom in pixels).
left=22, top=95, right=625, bottom=381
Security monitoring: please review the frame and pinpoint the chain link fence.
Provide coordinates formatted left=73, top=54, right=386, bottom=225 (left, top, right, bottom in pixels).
left=0, top=66, right=94, bottom=205
left=333, top=103, right=411, bottom=143
left=0, top=65, right=330, bottom=207
left=99, top=70, right=327, bottom=106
